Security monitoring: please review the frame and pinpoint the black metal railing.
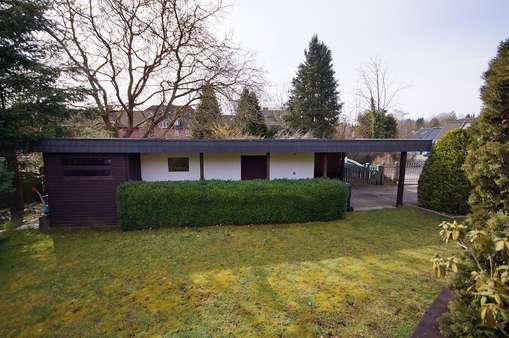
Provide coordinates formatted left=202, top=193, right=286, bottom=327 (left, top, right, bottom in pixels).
left=344, top=158, right=425, bottom=186
left=381, top=160, right=425, bottom=185
left=343, top=159, right=384, bottom=185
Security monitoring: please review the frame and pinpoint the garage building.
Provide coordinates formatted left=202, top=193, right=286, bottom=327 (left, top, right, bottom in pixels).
left=31, top=138, right=432, bottom=228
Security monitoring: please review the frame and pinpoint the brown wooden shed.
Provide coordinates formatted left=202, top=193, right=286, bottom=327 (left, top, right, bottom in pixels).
left=42, top=153, right=140, bottom=228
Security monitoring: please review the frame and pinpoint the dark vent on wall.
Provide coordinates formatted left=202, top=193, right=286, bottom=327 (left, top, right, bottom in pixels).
left=62, top=158, right=112, bottom=166
left=63, top=169, right=112, bottom=177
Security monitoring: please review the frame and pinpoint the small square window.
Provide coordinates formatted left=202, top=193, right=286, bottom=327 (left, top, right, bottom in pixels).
left=168, top=157, right=189, bottom=172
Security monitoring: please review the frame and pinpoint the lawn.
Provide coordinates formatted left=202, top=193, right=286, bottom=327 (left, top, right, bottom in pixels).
left=0, top=208, right=451, bottom=337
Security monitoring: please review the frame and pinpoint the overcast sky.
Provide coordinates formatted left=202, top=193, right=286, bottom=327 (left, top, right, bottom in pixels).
left=221, top=0, right=508, bottom=120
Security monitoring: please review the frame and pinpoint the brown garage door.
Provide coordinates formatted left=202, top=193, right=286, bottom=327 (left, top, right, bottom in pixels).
left=241, top=155, right=268, bottom=180
left=43, top=153, right=140, bottom=228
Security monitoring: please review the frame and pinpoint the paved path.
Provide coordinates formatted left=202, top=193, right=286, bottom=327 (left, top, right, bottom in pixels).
left=411, top=288, right=454, bottom=338
left=350, top=184, right=418, bottom=210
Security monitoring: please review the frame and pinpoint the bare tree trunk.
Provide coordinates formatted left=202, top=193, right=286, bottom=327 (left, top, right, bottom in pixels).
left=5, top=148, right=24, bottom=226
left=101, top=114, right=118, bottom=137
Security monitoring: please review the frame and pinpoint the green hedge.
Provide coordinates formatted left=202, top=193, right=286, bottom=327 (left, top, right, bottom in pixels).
left=117, top=179, right=348, bottom=230
left=418, top=129, right=472, bottom=214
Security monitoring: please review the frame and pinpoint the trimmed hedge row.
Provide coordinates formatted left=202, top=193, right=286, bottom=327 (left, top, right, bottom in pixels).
left=117, top=179, right=348, bottom=230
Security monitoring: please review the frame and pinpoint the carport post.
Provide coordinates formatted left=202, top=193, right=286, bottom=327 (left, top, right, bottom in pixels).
left=199, top=152, right=204, bottom=180
left=323, top=154, right=328, bottom=178
left=339, top=152, right=346, bottom=181
left=266, top=152, right=270, bottom=179
left=396, top=152, right=407, bottom=207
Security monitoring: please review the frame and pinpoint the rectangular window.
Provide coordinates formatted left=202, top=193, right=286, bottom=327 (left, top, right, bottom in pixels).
left=62, top=158, right=112, bottom=166
left=168, top=157, right=189, bottom=172
left=64, top=169, right=111, bottom=177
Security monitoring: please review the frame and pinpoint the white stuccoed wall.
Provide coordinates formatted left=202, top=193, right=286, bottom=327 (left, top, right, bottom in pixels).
left=204, top=153, right=241, bottom=180
left=270, top=152, right=314, bottom=179
left=140, top=152, right=316, bottom=181
left=140, top=153, right=200, bottom=181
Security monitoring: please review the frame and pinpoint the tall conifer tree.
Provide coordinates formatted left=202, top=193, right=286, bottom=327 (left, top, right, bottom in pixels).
left=435, top=38, right=509, bottom=336
left=0, top=0, right=84, bottom=224
left=190, top=84, right=221, bottom=138
left=234, top=88, right=267, bottom=137
left=285, top=35, right=342, bottom=138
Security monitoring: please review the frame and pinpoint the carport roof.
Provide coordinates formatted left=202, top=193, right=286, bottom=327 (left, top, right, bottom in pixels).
left=31, top=138, right=432, bottom=154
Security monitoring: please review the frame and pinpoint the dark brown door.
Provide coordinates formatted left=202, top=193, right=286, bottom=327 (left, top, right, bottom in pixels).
left=241, top=155, right=268, bottom=180
left=314, top=153, right=325, bottom=178
left=314, top=153, right=343, bottom=179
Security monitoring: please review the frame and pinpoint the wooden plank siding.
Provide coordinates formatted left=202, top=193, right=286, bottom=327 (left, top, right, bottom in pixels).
left=43, top=153, right=140, bottom=228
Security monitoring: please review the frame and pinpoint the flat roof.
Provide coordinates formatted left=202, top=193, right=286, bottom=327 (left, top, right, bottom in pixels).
left=31, top=138, right=432, bottom=153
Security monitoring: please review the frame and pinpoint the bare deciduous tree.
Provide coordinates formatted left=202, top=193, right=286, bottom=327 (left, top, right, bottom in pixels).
left=47, top=0, right=262, bottom=137
left=268, top=82, right=289, bottom=110
left=356, top=57, right=405, bottom=112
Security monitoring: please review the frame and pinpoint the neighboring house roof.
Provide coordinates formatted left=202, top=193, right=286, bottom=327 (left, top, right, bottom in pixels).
left=31, top=138, right=432, bottom=154
left=113, top=105, right=195, bottom=129
left=221, top=114, right=235, bottom=124
left=145, top=104, right=195, bottom=124
left=112, top=105, right=195, bottom=138
left=113, top=106, right=285, bottom=135
left=261, top=107, right=285, bottom=128
left=436, top=117, right=475, bottom=139
left=409, top=128, right=443, bottom=143
left=409, top=117, right=476, bottom=144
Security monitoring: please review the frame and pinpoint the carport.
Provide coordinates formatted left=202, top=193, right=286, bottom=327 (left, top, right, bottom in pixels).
left=350, top=185, right=419, bottom=210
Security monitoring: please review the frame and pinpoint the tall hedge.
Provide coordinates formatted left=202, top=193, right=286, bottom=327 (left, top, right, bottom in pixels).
left=117, top=179, right=348, bottom=230
left=418, top=128, right=472, bottom=214
left=437, top=38, right=509, bottom=337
